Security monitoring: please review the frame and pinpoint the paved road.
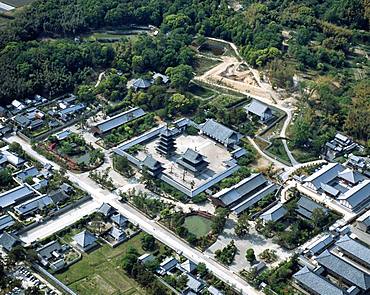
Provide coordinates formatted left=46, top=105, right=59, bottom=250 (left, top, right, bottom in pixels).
left=7, top=135, right=261, bottom=295
left=20, top=200, right=100, bottom=244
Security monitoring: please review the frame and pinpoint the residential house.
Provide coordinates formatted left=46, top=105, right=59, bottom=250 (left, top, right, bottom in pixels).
left=348, top=154, right=367, bottom=171
left=57, top=103, right=86, bottom=122
left=14, top=166, right=39, bottom=183
left=207, top=286, right=224, bottom=295
left=156, top=257, right=178, bottom=275
left=244, top=99, right=273, bottom=123
left=138, top=253, right=155, bottom=264
left=184, top=273, right=204, bottom=294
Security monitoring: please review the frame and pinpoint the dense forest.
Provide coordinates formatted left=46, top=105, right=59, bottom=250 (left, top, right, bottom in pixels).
left=0, top=0, right=368, bottom=144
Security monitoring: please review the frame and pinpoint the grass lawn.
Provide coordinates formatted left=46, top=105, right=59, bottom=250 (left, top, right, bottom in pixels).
left=187, top=82, right=216, bottom=99
left=56, top=233, right=146, bottom=295
left=211, top=93, right=247, bottom=109
left=266, top=139, right=291, bottom=165
left=183, top=215, right=213, bottom=238
left=193, top=56, right=221, bottom=75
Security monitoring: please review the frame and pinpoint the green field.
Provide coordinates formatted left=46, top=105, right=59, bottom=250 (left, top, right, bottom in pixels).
left=56, top=233, right=146, bottom=295
left=266, top=139, right=291, bottom=165
left=193, top=56, right=221, bottom=75
left=187, top=82, right=216, bottom=99
left=183, top=215, right=213, bottom=238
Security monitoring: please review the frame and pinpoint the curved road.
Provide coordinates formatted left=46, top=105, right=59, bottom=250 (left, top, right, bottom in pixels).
left=199, top=37, right=299, bottom=167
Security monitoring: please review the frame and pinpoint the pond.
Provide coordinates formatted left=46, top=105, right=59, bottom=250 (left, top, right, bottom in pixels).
left=183, top=215, right=213, bottom=238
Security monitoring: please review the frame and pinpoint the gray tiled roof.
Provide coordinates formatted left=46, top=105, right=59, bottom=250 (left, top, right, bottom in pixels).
left=98, top=203, right=115, bottom=217
left=109, top=226, right=126, bottom=241
left=180, top=259, right=197, bottom=273
left=320, top=183, right=340, bottom=196
left=49, top=190, right=69, bottom=204
left=0, top=231, right=19, bottom=252
left=232, top=183, right=278, bottom=215
left=316, top=250, right=370, bottom=290
left=110, top=213, right=128, bottom=227
left=304, top=163, right=345, bottom=190
left=73, top=230, right=96, bottom=248
left=14, top=166, right=39, bottom=182
left=338, top=180, right=370, bottom=210
left=295, top=196, right=327, bottom=219
left=245, top=99, right=271, bottom=117
left=0, top=214, right=15, bottom=232
left=336, top=235, right=370, bottom=266
left=131, top=78, right=151, bottom=89
left=58, top=103, right=85, bottom=116
left=142, top=155, right=162, bottom=171
left=37, top=240, right=62, bottom=260
left=338, top=168, right=365, bottom=185
left=214, top=173, right=267, bottom=206
left=94, top=107, right=145, bottom=133
left=306, top=234, right=334, bottom=256
left=0, top=185, right=34, bottom=208
left=293, top=266, right=346, bottom=295
left=200, top=119, right=239, bottom=146
left=186, top=273, right=204, bottom=292
left=181, top=148, right=206, bottom=164
left=207, top=286, right=224, bottom=295
left=14, top=195, right=53, bottom=216
left=259, top=202, right=287, bottom=222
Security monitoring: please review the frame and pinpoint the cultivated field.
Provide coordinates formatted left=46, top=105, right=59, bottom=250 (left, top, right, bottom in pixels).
left=56, top=233, right=146, bottom=295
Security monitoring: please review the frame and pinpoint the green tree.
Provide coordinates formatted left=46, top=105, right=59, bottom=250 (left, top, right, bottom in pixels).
left=165, top=65, right=194, bottom=91
left=0, top=169, right=12, bottom=186
left=141, top=234, right=156, bottom=251
left=235, top=214, right=250, bottom=237
left=246, top=248, right=256, bottom=263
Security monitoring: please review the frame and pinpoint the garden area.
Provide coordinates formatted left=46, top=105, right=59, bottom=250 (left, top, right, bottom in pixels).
left=255, top=195, right=341, bottom=250
left=34, top=132, right=104, bottom=171
left=265, top=139, right=291, bottom=166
